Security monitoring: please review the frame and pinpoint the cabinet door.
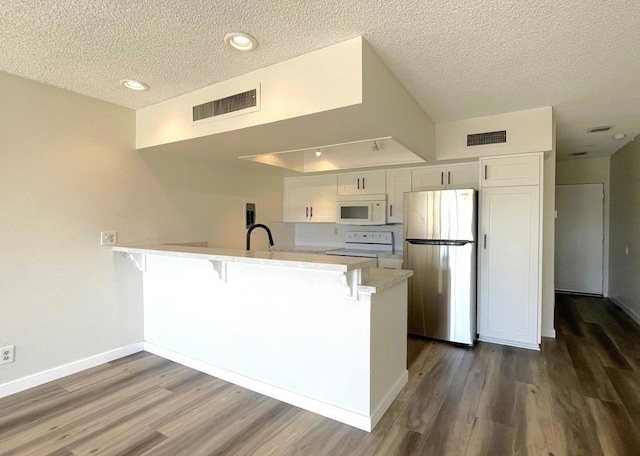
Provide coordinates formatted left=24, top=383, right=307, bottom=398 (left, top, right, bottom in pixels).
left=337, top=173, right=361, bottom=196
left=411, top=166, right=446, bottom=191
left=478, top=186, right=540, bottom=348
left=284, top=177, right=311, bottom=222
left=481, top=154, right=540, bottom=187
left=309, top=175, right=337, bottom=222
left=386, top=169, right=411, bottom=223
left=359, top=171, right=386, bottom=195
left=446, top=163, right=479, bottom=190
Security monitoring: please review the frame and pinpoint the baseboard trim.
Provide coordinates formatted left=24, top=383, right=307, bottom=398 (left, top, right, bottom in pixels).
left=555, top=289, right=604, bottom=297
left=478, top=336, right=540, bottom=351
left=369, top=370, right=408, bottom=430
left=609, top=296, right=640, bottom=326
left=542, top=329, right=556, bottom=338
left=144, top=342, right=401, bottom=432
left=0, top=343, right=144, bottom=399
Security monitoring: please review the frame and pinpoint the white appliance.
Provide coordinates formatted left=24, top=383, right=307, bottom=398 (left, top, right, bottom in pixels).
left=326, top=231, right=394, bottom=257
left=337, top=195, right=387, bottom=225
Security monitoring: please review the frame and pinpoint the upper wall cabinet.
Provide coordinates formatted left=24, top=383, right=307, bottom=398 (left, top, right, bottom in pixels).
left=284, top=175, right=337, bottom=223
left=337, top=171, right=386, bottom=196
left=411, top=163, right=479, bottom=191
left=480, top=154, right=540, bottom=187
left=386, top=169, right=412, bottom=224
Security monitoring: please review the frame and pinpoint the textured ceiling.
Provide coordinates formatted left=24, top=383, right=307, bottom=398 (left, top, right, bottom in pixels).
left=2, top=0, right=640, bottom=159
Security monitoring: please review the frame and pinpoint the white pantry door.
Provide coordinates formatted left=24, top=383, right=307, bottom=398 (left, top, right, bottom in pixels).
left=555, top=183, right=604, bottom=295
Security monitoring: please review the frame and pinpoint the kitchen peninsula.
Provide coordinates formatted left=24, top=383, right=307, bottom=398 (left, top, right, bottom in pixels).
left=114, top=244, right=412, bottom=431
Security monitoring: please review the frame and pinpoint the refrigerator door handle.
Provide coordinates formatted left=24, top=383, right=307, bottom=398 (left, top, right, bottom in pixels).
left=406, top=239, right=473, bottom=246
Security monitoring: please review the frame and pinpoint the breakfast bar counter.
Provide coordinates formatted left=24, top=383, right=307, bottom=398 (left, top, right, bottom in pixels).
left=115, top=244, right=412, bottom=431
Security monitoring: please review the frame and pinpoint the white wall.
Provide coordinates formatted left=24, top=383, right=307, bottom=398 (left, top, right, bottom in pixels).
left=609, top=141, right=640, bottom=323
left=0, top=72, right=282, bottom=386
left=556, top=157, right=610, bottom=296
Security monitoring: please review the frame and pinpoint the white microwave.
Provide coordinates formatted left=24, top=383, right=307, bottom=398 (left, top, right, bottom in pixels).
left=337, top=197, right=387, bottom=225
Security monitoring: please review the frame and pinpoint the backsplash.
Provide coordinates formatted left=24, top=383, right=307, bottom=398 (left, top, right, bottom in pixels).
left=270, top=222, right=404, bottom=251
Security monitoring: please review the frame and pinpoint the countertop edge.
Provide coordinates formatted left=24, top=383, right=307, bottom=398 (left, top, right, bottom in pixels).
left=358, top=268, right=414, bottom=294
left=113, top=244, right=377, bottom=272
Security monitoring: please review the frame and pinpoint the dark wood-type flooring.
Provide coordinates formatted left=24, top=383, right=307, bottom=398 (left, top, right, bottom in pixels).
left=2, top=294, right=640, bottom=455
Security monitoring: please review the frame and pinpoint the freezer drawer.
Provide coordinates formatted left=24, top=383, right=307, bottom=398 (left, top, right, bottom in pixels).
left=404, top=242, right=476, bottom=345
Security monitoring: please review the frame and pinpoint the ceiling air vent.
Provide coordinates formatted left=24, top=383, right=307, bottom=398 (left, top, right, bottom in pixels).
left=467, top=130, right=507, bottom=147
left=586, top=125, right=614, bottom=133
left=193, top=88, right=258, bottom=122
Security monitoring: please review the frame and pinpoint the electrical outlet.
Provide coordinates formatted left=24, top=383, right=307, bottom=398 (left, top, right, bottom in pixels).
left=100, top=231, right=117, bottom=246
left=0, top=345, right=15, bottom=365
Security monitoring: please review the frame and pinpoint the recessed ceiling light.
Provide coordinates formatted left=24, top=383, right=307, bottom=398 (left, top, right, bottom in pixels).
left=612, top=133, right=627, bottom=140
left=224, top=32, right=258, bottom=51
left=119, top=79, right=149, bottom=91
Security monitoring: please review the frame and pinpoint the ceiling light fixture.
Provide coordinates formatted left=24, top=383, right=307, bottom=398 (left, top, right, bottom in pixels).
left=315, top=150, right=322, bottom=157
left=224, top=33, right=258, bottom=51
left=612, top=133, right=627, bottom=140
left=372, top=141, right=379, bottom=152
left=119, top=79, right=149, bottom=91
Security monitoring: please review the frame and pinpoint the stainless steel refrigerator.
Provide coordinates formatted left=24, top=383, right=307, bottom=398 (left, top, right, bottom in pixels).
left=403, top=189, right=477, bottom=345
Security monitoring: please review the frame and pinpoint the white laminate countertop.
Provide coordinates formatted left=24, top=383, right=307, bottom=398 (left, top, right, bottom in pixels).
left=113, top=244, right=377, bottom=272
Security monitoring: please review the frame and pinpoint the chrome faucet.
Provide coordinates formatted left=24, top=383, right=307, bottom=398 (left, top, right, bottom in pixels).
left=246, top=224, right=274, bottom=251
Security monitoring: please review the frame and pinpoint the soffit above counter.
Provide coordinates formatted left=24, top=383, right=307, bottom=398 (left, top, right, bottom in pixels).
left=135, top=37, right=435, bottom=172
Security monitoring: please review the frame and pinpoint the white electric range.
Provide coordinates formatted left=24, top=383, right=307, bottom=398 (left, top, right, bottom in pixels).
left=325, top=231, right=395, bottom=258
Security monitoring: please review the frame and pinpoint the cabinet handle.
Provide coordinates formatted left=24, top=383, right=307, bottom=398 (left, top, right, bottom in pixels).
left=390, top=204, right=393, bottom=217
left=306, top=207, right=309, bottom=217
left=310, top=206, right=313, bottom=218
left=357, top=178, right=360, bottom=190
left=484, top=234, right=487, bottom=249
left=448, top=171, right=451, bottom=185
left=440, top=172, right=444, bottom=186
left=363, top=178, right=365, bottom=189
left=484, top=165, right=488, bottom=180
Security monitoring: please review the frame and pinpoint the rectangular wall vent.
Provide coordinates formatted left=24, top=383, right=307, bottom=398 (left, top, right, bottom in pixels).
left=193, top=88, right=258, bottom=122
left=467, top=130, right=507, bottom=147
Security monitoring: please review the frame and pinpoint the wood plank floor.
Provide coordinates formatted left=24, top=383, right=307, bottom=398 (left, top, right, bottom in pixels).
left=2, top=294, right=640, bottom=455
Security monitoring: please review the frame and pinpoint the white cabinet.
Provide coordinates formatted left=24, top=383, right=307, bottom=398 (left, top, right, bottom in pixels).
left=480, top=154, right=540, bottom=187
left=337, top=171, right=386, bottom=196
left=411, top=166, right=445, bottom=191
left=411, top=163, right=479, bottom=191
left=478, top=186, right=540, bottom=349
left=386, top=169, right=412, bottom=223
left=477, top=152, right=543, bottom=350
left=448, top=163, right=480, bottom=189
left=284, top=175, right=337, bottom=223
